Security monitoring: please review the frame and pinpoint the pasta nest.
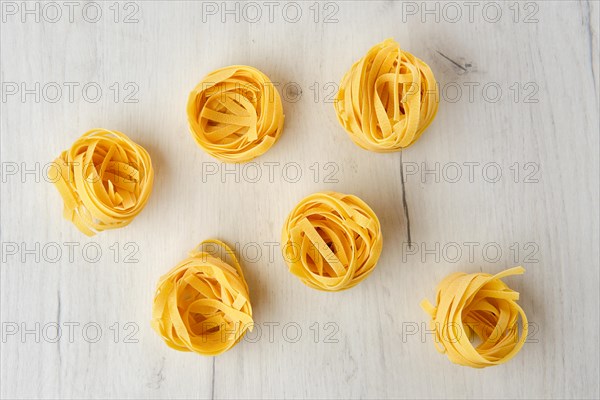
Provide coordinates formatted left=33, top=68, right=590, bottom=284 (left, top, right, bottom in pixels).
left=151, top=240, right=253, bottom=356
left=50, top=128, right=154, bottom=236
left=187, top=65, right=284, bottom=163
left=420, top=266, right=529, bottom=368
left=281, top=192, right=383, bottom=291
left=334, top=38, right=438, bottom=151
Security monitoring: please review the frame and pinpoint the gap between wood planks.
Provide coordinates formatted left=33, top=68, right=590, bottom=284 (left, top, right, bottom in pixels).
left=399, top=150, right=412, bottom=248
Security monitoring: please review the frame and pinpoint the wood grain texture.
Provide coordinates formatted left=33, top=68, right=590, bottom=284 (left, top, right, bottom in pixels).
left=1, top=1, right=598, bottom=399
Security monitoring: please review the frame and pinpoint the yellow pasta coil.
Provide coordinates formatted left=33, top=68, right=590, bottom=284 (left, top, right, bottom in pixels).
left=187, top=65, right=285, bottom=163
left=49, top=128, right=154, bottom=236
left=151, top=240, right=253, bottom=356
left=281, top=192, right=383, bottom=291
left=420, top=266, right=529, bottom=368
left=334, top=38, right=439, bottom=151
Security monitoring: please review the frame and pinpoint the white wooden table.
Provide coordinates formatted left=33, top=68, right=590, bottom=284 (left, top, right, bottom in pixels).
left=1, top=1, right=598, bottom=398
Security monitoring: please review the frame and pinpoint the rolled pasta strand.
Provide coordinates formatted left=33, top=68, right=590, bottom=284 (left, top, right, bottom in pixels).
left=420, top=266, right=529, bottom=368
left=151, top=240, right=253, bottom=356
left=187, top=65, right=285, bottom=163
left=281, top=192, right=383, bottom=291
left=49, top=128, right=154, bottom=236
left=334, top=38, right=439, bottom=151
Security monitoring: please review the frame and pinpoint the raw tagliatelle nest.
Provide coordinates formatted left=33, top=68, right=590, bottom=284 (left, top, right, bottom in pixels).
left=151, top=240, right=253, bottom=356
left=334, top=38, right=439, bottom=152
left=187, top=65, right=284, bottom=163
left=420, top=266, right=529, bottom=368
left=49, top=128, right=154, bottom=236
left=281, top=192, right=383, bottom=291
